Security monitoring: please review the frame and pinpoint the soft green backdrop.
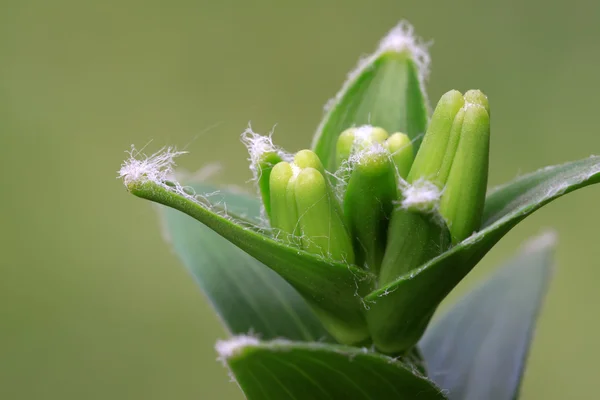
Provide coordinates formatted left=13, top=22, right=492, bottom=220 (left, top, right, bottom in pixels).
left=1, top=1, right=599, bottom=399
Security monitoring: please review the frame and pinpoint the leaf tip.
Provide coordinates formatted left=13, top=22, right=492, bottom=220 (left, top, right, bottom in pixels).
left=118, top=145, right=187, bottom=189
left=216, top=335, right=261, bottom=360
left=522, top=230, right=558, bottom=253
left=377, top=20, right=431, bottom=81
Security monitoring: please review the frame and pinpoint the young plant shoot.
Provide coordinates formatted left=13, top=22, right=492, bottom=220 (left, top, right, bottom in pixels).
left=119, top=21, right=600, bottom=400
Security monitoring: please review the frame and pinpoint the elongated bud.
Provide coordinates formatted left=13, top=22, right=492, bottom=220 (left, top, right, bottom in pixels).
left=385, top=132, right=414, bottom=179
left=269, top=161, right=298, bottom=236
left=439, top=100, right=490, bottom=243
left=378, top=91, right=467, bottom=286
left=335, top=126, right=389, bottom=169
left=294, top=167, right=355, bottom=263
left=407, top=90, right=465, bottom=185
left=343, top=148, right=397, bottom=271
left=257, top=151, right=283, bottom=218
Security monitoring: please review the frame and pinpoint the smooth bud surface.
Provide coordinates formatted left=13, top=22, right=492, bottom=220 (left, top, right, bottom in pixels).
left=294, top=167, right=355, bottom=263
left=269, top=161, right=298, bottom=236
left=439, top=101, right=490, bottom=243
left=408, top=90, right=465, bottom=185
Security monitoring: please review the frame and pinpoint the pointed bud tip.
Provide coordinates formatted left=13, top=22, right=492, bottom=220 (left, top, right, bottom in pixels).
left=294, top=149, right=325, bottom=173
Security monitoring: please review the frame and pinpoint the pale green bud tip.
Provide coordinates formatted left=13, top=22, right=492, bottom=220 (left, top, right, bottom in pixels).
left=336, top=129, right=357, bottom=168
left=464, top=89, right=490, bottom=114
left=385, top=132, right=414, bottom=179
left=294, top=149, right=326, bottom=175
left=335, top=126, right=389, bottom=169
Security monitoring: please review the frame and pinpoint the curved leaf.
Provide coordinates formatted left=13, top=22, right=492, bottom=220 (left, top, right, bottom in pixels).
left=311, top=22, right=429, bottom=171
left=127, top=179, right=374, bottom=345
left=366, top=156, right=600, bottom=353
left=217, top=336, right=447, bottom=400
left=419, top=232, right=556, bottom=400
left=160, top=184, right=331, bottom=341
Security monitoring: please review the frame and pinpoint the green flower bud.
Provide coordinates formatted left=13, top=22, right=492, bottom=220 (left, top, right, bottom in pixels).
left=268, top=161, right=298, bottom=236
left=294, top=167, right=355, bottom=263
left=379, top=90, right=490, bottom=286
left=439, top=100, right=490, bottom=243
left=335, top=126, right=389, bottom=169
left=464, top=89, right=490, bottom=113
left=343, top=147, right=397, bottom=271
left=257, top=151, right=283, bottom=218
left=384, top=132, right=414, bottom=179
left=294, top=149, right=327, bottom=175
left=378, top=90, right=469, bottom=286
left=407, top=90, right=465, bottom=186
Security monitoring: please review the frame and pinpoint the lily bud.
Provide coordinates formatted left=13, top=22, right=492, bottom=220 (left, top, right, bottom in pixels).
left=335, top=126, right=389, bottom=169
left=439, top=99, right=490, bottom=243
left=269, top=161, right=299, bottom=236
left=379, top=90, right=490, bottom=286
left=385, top=132, right=414, bottom=179
left=407, top=90, right=465, bottom=186
left=294, top=167, right=355, bottom=263
left=343, top=147, right=397, bottom=271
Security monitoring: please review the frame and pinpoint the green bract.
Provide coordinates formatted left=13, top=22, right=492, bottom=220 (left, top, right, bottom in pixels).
left=119, top=21, right=600, bottom=400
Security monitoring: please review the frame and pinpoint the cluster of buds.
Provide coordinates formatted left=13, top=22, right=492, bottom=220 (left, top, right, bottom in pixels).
left=255, top=89, right=491, bottom=285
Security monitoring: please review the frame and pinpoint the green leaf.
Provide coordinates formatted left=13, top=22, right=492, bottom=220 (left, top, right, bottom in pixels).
left=217, top=336, right=447, bottom=400
left=419, top=232, right=556, bottom=400
left=366, top=156, right=600, bottom=353
left=160, top=183, right=331, bottom=341
left=311, top=22, right=429, bottom=171
left=126, top=178, right=374, bottom=345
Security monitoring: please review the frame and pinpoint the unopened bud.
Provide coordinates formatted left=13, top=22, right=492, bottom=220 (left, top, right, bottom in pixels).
left=269, top=161, right=299, bottom=236
left=294, top=167, right=355, bottom=263
left=407, top=90, right=465, bottom=185
left=385, top=132, right=414, bottom=179
left=439, top=99, right=490, bottom=243
left=335, top=126, right=389, bottom=169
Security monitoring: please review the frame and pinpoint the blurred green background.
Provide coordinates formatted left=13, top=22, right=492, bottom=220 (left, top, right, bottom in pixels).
left=1, top=0, right=599, bottom=398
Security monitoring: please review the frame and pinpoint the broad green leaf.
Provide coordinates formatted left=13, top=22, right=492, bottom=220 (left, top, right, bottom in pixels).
left=160, top=184, right=331, bottom=341
left=217, top=336, right=447, bottom=400
left=419, top=232, right=556, bottom=400
left=366, top=156, right=600, bottom=353
left=126, top=179, right=374, bottom=345
left=311, top=22, right=429, bottom=171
